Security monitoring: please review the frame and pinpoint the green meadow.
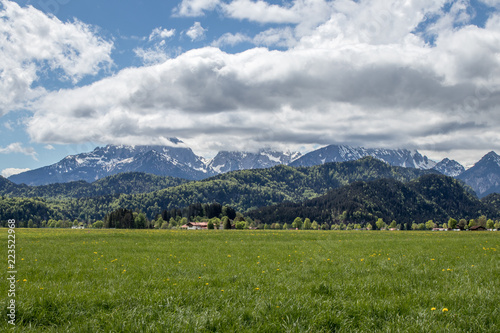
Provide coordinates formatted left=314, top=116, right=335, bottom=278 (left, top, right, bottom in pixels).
left=1, top=229, right=499, bottom=332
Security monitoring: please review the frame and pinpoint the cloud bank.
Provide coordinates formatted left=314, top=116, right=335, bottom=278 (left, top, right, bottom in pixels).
left=4, top=0, right=500, bottom=164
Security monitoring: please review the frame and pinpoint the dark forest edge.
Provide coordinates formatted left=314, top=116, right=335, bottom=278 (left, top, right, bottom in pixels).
left=1, top=157, right=500, bottom=230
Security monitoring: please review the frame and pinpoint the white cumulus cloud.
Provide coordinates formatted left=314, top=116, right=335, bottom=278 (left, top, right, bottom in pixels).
left=222, top=0, right=302, bottom=24
left=173, top=0, right=220, bottom=17
left=1, top=168, right=31, bottom=178
left=149, top=27, right=176, bottom=41
left=0, top=0, right=113, bottom=115
left=0, top=142, right=38, bottom=160
left=134, top=44, right=170, bottom=65
left=186, top=21, right=207, bottom=41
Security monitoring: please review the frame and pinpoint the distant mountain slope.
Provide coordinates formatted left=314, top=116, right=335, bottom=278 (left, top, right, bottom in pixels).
left=249, top=174, right=498, bottom=225
left=208, top=150, right=301, bottom=173
left=289, top=145, right=437, bottom=170
left=1, top=172, right=190, bottom=198
left=481, top=193, right=500, bottom=212
left=0, top=197, right=65, bottom=223
left=432, top=158, right=465, bottom=177
left=408, top=174, right=486, bottom=217
left=9, top=141, right=213, bottom=185
left=91, top=157, right=436, bottom=218
left=458, top=151, right=500, bottom=198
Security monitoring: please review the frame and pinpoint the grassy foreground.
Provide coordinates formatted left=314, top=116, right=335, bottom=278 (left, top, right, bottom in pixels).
left=1, top=229, right=499, bottom=332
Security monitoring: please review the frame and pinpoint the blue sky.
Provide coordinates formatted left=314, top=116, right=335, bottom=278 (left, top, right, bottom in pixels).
left=1, top=0, right=500, bottom=177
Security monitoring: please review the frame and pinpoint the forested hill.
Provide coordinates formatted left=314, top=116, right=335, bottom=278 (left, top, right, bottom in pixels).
left=249, top=174, right=498, bottom=225
left=1, top=157, right=439, bottom=222
left=0, top=172, right=190, bottom=198
left=481, top=193, right=500, bottom=212
left=107, top=157, right=438, bottom=216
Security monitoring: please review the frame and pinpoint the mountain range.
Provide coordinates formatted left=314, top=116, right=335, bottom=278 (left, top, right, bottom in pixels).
left=6, top=139, right=499, bottom=198
left=2, top=157, right=498, bottom=226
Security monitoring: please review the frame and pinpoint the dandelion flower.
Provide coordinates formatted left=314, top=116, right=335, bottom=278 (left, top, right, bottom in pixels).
left=442, top=308, right=448, bottom=312
left=431, top=307, right=436, bottom=311
left=255, top=288, right=259, bottom=290
left=23, top=279, right=27, bottom=282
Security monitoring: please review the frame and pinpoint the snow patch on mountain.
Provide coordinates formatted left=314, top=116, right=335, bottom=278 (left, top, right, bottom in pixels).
left=208, top=149, right=301, bottom=174
left=290, top=145, right=439, bottom=171
left=432, top=158, right=465, bottom=177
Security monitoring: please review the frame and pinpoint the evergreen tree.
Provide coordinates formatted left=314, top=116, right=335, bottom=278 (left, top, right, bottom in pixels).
left=223, top=216, right=232, bottom=230
left=222, top=206, right=236, bottom=220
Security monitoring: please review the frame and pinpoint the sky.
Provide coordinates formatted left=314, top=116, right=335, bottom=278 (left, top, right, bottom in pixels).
left=1, top=0, right=500, bottom=177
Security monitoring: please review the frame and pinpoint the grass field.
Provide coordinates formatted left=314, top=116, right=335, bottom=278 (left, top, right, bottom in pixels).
left=1, top=229, right=499, bottom=332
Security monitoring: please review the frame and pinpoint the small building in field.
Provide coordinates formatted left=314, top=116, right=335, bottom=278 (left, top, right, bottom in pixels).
left=181, top=222, right=208, bottom=230
left=469, top=225, right=487, bottom=231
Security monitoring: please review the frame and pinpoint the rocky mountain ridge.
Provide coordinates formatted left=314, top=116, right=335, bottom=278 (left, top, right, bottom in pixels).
left=7, top=140, right=499, bottom=197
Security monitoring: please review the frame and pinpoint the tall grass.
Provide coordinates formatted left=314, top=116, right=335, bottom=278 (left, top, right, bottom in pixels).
left=1, top=229, right=499, bottom=332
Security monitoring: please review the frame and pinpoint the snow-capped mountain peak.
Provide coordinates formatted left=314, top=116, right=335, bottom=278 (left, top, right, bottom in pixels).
left=289, top=144, right=438, bottom=170
left=207, top=149, right=301, bottom=174
left=432, top=158, right=465, bottom=177
left=8, top=141, right=214, bottom=186
left=11, top=142, right=498, bottom=199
